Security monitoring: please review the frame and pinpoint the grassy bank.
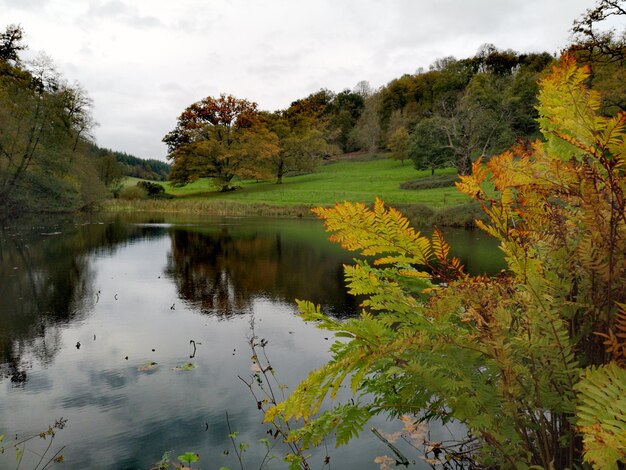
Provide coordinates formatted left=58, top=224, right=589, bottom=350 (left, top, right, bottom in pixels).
left=104, top=198, right=487, bottom=227
left=162, top=159, right=467, bottom=207
left=105, top=199, right=317, bottom=218
left=106, top=157, right=489, bottom=226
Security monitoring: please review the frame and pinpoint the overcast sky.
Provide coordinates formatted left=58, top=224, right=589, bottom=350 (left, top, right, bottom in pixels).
left=2, top=0, right=597, bottom=161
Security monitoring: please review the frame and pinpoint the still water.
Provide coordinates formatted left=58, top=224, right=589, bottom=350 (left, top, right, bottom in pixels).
left=0, top=213, right=504, bottom=469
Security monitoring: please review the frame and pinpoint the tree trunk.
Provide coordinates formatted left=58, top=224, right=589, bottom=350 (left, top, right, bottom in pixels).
left=276, top=162, right=284, bottom=184
left=457, top=154, right=473, bottom=176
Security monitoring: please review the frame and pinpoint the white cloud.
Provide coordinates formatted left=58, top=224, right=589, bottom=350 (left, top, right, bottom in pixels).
left=1, top=0, right=599, bottom=160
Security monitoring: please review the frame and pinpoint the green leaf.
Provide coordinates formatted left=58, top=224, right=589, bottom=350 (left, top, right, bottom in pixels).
left=173, top=362, right=197, bottom=371
left=177, top=451, right=200, bottom=464
left=238, top=441, right=250, bottom=453
left=575, top=363, right=626, bottom=469
left=334, top=332, right=355, bottom=338
left=284, top=453, right=305, bottom=470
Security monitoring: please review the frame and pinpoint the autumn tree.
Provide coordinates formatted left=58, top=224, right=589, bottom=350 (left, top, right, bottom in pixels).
left=283, top=89, right=334, bottom=129
left=278, top=129, right=330, bottom=182
left=163, top=94, right=279, bottom=191
left=260, top=112, right=332, bottom=184
left=0, top=44, right=105, bottom=214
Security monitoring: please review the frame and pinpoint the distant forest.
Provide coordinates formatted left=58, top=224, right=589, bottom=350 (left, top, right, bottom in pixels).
left=85, top=144, right=170, bottom=181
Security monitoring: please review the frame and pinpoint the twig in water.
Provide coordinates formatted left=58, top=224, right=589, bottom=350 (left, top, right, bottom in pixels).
left=371, top=427, right=409, bottom=466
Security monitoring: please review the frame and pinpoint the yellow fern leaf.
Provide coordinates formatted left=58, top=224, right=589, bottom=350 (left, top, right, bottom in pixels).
left=314, top=198, right=433, bottom=265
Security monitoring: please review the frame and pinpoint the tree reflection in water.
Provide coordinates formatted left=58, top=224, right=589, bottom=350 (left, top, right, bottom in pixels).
left=1, top=215, right=360, bottom=386
left=165, top=225, right=358, bottom=317
left=0, top=216, right=157, bottom=384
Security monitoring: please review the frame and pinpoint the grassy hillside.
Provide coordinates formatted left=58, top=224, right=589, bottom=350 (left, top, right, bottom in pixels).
left=161, top=159, right=467, bottom=207
left=110, top=157, right=490, bottom=226
left=121, top=176, right=147, bottom=188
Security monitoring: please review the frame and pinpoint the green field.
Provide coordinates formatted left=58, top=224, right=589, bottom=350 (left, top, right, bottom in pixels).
left=121, top=176, right=147, bottom=188
left=159, top=159, right=467, bottom=208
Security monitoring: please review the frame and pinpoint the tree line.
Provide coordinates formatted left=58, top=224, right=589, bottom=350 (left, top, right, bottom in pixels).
left=164, top=48, right=558, bottom=187
left=85, top=144, right=170, bottom=182
left=166, top=0, right=626, bottom=190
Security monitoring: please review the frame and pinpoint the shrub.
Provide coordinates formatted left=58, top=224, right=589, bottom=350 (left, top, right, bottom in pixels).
left=136, top=181, right=166, bottom=197
left=399, top=174, right=458, bottom=190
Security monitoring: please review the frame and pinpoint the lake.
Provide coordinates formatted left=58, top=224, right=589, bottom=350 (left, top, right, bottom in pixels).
left=0, top=213, right=504, bottom=469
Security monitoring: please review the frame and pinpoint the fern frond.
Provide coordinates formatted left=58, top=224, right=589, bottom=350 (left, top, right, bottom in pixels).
left=455, top=158, right=488, bottom=199
left=288, top=403, right=373, bottom=448
left=431, top=227, right=450, bottom=262
left=343, top=262, right=427, bottom=314
left=313, top=198, right=433, bottom=266
left=575, top=363, right=626, bottom=469
left=598, top=304, right=626, bottom=365
left=538, top=55, right=603, bottom=162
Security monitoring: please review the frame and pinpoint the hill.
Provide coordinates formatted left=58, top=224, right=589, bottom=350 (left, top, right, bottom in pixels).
left=85, top=144, right=170, bottom=181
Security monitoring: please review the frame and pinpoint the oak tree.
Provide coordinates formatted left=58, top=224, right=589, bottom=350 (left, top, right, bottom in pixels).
left=163, top=94, right=278, bottom=191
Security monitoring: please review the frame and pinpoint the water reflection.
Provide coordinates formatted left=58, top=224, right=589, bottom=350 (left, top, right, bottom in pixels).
left=0, top=216, right=168, bottom=385
left=0, top=213, right=503, bottom=469
left=166, top=223, right=357, bottom=317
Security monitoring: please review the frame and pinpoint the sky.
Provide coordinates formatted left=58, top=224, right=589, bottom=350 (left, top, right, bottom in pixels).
left=2, top=0, right=599, bottom=161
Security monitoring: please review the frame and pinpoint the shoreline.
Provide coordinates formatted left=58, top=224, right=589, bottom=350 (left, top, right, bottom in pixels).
left=102, top=198, right=486, bottom=228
